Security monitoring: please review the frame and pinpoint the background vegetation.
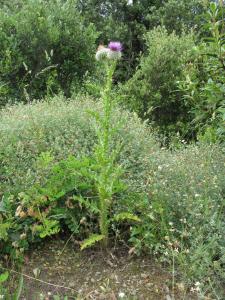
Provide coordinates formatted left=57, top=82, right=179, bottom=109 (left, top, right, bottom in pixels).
left=0, top=0, right=224, bottom=298
left=0, top=0, right=98, bottom=105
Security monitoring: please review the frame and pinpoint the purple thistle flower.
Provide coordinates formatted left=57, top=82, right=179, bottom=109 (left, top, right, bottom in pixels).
left=108, top=41, right=123, bottom=52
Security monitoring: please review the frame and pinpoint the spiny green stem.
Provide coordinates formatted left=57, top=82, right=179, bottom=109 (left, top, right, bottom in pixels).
left=96, top=61, right=117, bottom=248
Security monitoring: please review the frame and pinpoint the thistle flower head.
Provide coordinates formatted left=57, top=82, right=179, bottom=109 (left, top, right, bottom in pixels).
left=95, top=41, right=123, bottom=61
left=108, top=41, right=123, bottom=52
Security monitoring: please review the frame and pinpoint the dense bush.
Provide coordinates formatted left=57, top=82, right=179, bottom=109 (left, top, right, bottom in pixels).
left=0, top=0, right=98, bottom=106
left=77, top=0, right=204, bottom=82
left=119, top=2, right=224, bottom=142
left=119, top=27, right=195, bottom=138
left=130, top=143, right=225, bottom=297
left=147, top=0, right=205, bottom=34
left=0, top=95, right=157, bottom=196
left=0, top=95, right=158, bottom=258
left=178, top=2, right=225, bottom=143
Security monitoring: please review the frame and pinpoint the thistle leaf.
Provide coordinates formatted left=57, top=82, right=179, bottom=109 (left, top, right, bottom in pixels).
left=113, top=212, right=141, bottom=222
left=80, top=234, right=105, bottom=250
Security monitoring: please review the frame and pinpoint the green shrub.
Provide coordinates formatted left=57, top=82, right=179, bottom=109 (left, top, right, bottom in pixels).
left=147, top=0, right=205, bottom=34
left=119, top=27, right=195, bottom=138
left=0, top=0, right=98, bottom=106
left=77, top=0, right=205, bottom=83
left=0, top=94, right=158, bottom=258
left=130, top=143, right=225, bottom=297
left=178, top=2, right=225, bottom=143
left=0, top=95, right=157, bottom=196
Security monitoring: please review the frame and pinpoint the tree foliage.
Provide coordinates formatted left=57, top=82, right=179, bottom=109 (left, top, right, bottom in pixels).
left=0, top=0, right=98, bottom=106
left=77, top=0, right=205, bottom=81
left=119, top=27, right=195, bottom=138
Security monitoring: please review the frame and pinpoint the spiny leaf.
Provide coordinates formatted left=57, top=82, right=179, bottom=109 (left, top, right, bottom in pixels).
left=80, top=234, right=105, bottom=250
left=113, top=212, right=141, bottom=222
left=73, top=195, right=99, bottom=213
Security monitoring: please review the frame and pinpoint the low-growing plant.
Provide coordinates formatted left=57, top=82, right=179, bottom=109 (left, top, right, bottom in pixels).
left=129, top=142, right=225, bottom=298
left=0, top=270, right=23, bottom=300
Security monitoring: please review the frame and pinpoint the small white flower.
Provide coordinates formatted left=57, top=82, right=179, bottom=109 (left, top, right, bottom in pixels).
left=118, top=291, right=125, bottom=298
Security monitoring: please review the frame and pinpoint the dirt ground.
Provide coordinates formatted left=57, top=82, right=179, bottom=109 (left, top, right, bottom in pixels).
left=8, top=237, right=196, bottom=300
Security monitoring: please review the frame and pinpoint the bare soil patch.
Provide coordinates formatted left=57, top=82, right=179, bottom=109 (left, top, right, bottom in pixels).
left=8, top=237, right=196, bottom=299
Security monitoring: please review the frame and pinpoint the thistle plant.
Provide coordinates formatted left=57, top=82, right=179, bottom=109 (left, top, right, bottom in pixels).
left=95, top=42, right=122, bottom=248
left=81, top=42, right=140, bottom=249
left=14, top=42, right=140, bottom=251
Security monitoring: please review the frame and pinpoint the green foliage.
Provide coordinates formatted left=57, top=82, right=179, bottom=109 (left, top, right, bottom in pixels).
left=0, top=95, right=158, bottom=257
left=113, top=212, right=140, bottom=223
left=0, top=97, right=224, bottom=296
left=0, top=271, right=8, bottom=283
left=0, top=2, right=223, bottom=296
left=120, top=27, right=195, bottom=137
left=34, top=219, right=60, bottom=238
left=0, top=0, right=98, bottom=106
left=90, top=60, right=125, bottom=247
left=0, top=270, right=23, bottom=300
left=0, top=95, right=155, bottom=196
left=130, top=142, right=225, bottom=297
left=147, top=0, right=205, bottom=34
left=80, top=234, right=105, bottom=250
left=12, top=59, right=141, bottom=250
left=77, top=0, right=204, bottom=82
left=178, top=1, right=225, bottom=142
left=120, top=2, right=224, bottom=142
